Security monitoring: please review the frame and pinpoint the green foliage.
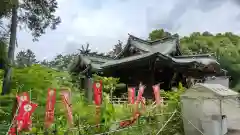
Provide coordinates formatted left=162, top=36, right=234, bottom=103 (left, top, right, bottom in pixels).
left=0, top=40, right=7, bottom=69
left=16, top=49, right=38, bottom=67
left=18, top=0, right=61, bottom=40
left=0, top=0, right=14, bottom=17
left=179, top=32, right=240, bottom=90
left=0, top=0, right=61, bottom=40
left=0, top=65, right=186, bottom=134
left=46, top=54, right=77, bottom=70
left=0, top=65, right=72, bottom=123
left=159, top=83, right=185, bottom=135
left=10, top=64, right=71, bottom=94
left=93, top=74, right=120, bottom=93
left=148, top=29, right=172, bottom=41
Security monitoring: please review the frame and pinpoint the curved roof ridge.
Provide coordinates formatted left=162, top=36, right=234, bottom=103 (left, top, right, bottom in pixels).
left=128, top=33, right=150, bottom=44
left=82, top=52, right=114, bottom=60
left=150, top=34, right=179, bottom=45
left=174, top=54, right=213, bottom=58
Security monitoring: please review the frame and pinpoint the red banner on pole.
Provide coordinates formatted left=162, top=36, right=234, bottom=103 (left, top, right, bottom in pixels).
left=134, top=85, right=145, bottom=113
left=60, top=90, right=73, bottom=126
left=45, top=88, right=56, bottom=128
left=93, top=81, right=102, bottom=106
left=15, top=101, right=38, bottom=132
left=128, top=87, right=135, bottom=104
left=152, top=84, right=163, bottom=105
left=93, top=81, right=103, bottom=127
left=136, top=85, right=145, bottom=104
left=8, top=92, right=31, bottom=135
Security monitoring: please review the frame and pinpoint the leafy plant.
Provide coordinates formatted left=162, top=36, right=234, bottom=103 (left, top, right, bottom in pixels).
left=93, top=74, right=119, bottom=93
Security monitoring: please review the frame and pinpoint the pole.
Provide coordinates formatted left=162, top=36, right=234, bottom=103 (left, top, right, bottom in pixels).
left=220, top=99, right=223, bottom=135
left=6, top=106, right=20, bottom=135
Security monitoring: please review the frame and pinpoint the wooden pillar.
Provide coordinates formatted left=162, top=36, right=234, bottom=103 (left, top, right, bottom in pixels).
left=84, top=77, right=93, bottom=103
left=150, top=66, right=155, bottom=98
left=144, top=59, right=156, bottom=99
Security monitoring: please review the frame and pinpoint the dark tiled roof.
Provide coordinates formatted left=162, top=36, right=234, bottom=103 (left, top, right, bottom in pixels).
left=115, top=34, right=180, bottom=58
left=69, top=34, right=225, bottom=75
left=101, top=52, right=159, bottom=68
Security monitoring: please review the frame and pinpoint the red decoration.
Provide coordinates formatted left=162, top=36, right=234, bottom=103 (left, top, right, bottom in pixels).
left=128, top=87, right=135, bottom=104
left=119, top=112, right=141, bottom=128
left=60, top=90, right=73, bottom=126
left=152, top=84, right=163, bottom=105
left=16, top=92, right=30, bottom=106
left=136, top=85, right=145, bottom=104
left=45, top=88, right=56, bottom=128
left=8, top=92, right=32, bottom=135
left=134, top=85, right=145, bottom=113
left=93, top=81, right=103, bottom=127
left=93, top=81, right=102, bottom=105
left=8, top=127, right=16, bottom=135
left=15, top=101, right=38, bottom=132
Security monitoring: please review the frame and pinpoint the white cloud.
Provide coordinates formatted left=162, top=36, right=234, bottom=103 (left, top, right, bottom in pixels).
left=16, top=0, right=240, bottom=60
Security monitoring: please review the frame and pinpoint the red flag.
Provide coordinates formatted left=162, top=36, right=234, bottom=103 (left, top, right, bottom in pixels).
left=12, top=92, right=30, bottom=119
left=152, top=84, right=163, bottom=105
left=128, top=87, right=135, bottom=104
left=60, top=90, right=73, bottom=126
left=93, top=81, right=102, bottom=105
left=93, top=81, right=103, bottom=127
left=15, top=101, right=38, bottom=132
left=8, top=127, right=16, bottom=135
left=153, top=84, right=161, bottom=105
left=134, top=85, right=145, bottom=113
left=8, top=92, right=31, bottom=135
left=16, top=92, right=30, bottom=107
left=45, top=88, right=56, bottom=128
left=136, top=85, right=145, bottom=104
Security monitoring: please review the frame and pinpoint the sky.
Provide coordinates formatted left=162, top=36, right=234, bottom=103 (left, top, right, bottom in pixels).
left=16, top=0, right=240, bottom=61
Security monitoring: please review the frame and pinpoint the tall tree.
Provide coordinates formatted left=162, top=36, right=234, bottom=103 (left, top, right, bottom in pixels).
left=40, top=59, right=49, bottom=66
left=2, top=1, right=18, bottom=95
left=148, top=29, right=171, bottom=41
left=79, top=43, right=91, bottom=54
left=0, top=40, right=7, bottom=69
left=25, top=49, right=37, bottom=66
left=16, top=50, right=26, bottom=67
left=41, top=53, right=77, bottom=70
left=16, top=49, right=37, bottom=67
left=1, top=0, right=61, bottom=95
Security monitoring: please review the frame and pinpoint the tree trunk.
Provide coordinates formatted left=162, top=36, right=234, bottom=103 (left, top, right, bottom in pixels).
left=1, top=3, right=18, bottom=95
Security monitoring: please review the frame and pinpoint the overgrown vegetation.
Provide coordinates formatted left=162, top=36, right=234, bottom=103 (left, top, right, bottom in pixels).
left=0, top=0, right=238, bottom=134
left=0, top=65, right=184, bottom=134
